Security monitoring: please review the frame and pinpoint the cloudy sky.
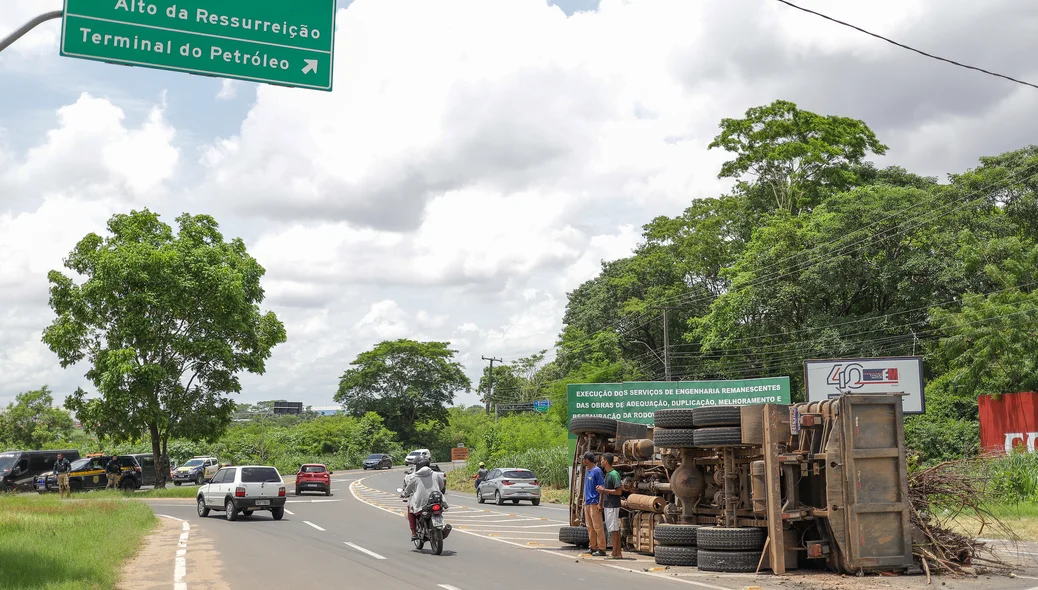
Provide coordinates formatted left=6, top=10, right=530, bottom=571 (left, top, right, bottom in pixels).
left=2, top=0, right=1036, bottom=411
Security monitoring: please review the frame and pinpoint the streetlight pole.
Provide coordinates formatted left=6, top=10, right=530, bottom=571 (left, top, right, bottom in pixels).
left=0, top=11, right=63, bottom=54
left=628, top=340, right=666, bottom=376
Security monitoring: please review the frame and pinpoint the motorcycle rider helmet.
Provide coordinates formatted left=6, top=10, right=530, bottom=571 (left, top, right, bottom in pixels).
left=417, top=458, right=431, bottom=470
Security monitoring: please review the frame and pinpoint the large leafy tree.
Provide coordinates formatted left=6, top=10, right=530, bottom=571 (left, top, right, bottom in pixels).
left=709, top=99, right=888, bottom=214
left=42, top=209, right=287, bottom=487
left=0, top=386, right=75, bottom=449
left=334, top=339, right=470, bottom=443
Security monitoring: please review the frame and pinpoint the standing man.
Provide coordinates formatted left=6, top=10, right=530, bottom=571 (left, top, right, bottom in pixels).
left=105, top=455, right=121, bottom=490
left=596, top=453, right=624, bottom=559
left=54, top=453, right=72, bottom=499
left=581, top=451, right=607, bottom=556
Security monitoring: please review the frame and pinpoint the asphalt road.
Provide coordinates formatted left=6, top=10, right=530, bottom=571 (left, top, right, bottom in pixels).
left=143, top=466, right=1038, bottom=590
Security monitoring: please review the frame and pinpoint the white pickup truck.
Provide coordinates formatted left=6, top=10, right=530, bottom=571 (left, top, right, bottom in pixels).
left=195, top=465, right=286, bottom=521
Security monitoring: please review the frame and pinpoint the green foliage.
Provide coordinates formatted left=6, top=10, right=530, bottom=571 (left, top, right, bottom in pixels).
left=0, top=495, right=156, bottom=589
left=335, top=339, right=471, bottom=444
left=449, top=445, right=569, bottom=490
left=0, top=386, right=75, bottom=449
left=984, top=452, right=1038, bottom=505
left=553, top=100, right=1038, bottom=465
left=709, top=98, right=888, bottom=214
left=41, top=209, right=286, bottom=486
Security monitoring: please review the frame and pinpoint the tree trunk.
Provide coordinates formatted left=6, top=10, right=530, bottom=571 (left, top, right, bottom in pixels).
left=160, top=433, right=169, bottom=488
left=149, top=422, right=166, bottom=489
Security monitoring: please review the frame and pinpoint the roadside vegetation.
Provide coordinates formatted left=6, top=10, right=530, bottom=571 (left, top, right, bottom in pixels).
left=0, top=495, right=155, bottom=589
left=4, top=100, right=1038, bottom=524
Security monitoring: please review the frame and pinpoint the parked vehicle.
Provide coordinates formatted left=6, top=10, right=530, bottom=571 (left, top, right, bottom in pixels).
left=127, top=452, right=170, bottom=487
left=295, top=464, right=332, bottom=496
left=0, top=449, right=80, bottom=493
left=196, top=465, right=286, bottom=521
left=476, top=468, right=541, bottom=506
left=362, top=453, right=393, bottom=470
left=404, top=449, right=431, bottom=465
left=37, top=454, right=143, bottom=492
left=172, top=456, right=220, bottom=486
left=398, top=486, right=451, bottom=555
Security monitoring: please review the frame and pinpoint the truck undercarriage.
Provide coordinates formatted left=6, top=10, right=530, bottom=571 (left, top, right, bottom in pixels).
left=560, top=393, right=916, bottom=575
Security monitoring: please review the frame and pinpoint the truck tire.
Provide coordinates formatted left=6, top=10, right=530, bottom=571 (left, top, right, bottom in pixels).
left=653, top=409, right=696, bottom=429
left=696, top=549, right=761, bottom=573
left=653, top=428, right=697, bottom=449
left=568, top=416, right=617, bottom=436
left=559, top=525, right=590, bottom=547
left=692, top=406, right=741, bottom=427
left=654, top=545, right=698, bottom=566
left=653, top=524, right=700, bottom=546
left=696, top=526, right=767, bottom=551
left=693, top=427, right=744, bottom=447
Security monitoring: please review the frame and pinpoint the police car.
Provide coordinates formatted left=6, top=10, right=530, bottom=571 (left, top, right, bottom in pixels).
left=36, top=454, right=143, bottom=492
left=172, top=456, right=221, bottom=486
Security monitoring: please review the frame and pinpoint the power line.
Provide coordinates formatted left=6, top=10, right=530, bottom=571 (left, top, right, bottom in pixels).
left=773, top=0, right=1038, bottom=91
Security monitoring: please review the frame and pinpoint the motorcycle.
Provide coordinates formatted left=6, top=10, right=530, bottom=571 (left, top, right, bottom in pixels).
left=397, top=487, right=452, bottom=555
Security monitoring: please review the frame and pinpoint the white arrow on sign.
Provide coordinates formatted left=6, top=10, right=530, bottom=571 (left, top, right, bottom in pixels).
left=302, top=59, right=318, bottom=74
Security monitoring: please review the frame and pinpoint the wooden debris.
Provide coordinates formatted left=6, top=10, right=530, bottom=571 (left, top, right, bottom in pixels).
left=908, top=457, right=1019, bottom=577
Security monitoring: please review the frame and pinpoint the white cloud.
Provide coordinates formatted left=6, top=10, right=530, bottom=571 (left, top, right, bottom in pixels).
left=215, top=79, right=239, bottom=101
left=3, top=0, right=1038, bottom=410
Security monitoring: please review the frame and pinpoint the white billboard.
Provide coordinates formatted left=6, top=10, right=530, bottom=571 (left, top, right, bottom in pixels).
left=804, top=356, right=925, bottom=414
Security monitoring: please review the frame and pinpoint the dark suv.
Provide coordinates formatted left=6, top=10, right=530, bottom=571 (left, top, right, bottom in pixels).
left=0, top=450, right=81, bottom=493
left=38, top=454, right=143, bottom=492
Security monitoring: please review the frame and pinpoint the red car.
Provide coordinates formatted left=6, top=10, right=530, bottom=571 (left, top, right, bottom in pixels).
left=295, top=464, right=332, bottom=496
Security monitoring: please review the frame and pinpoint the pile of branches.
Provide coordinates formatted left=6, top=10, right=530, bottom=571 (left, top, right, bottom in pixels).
left=908, top=457, right=1018, bottom=579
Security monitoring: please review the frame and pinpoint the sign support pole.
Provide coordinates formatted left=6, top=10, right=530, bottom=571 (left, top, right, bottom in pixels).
left=0, top=11, right=63, bottom=54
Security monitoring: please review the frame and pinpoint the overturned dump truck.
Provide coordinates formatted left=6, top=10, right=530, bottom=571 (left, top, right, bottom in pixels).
left=559, top=393, right=915, bottom=575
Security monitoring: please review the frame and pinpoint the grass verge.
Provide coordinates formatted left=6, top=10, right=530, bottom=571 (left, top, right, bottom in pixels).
left=0, top=495, right=157, bottom=590
left=950, top=502, right=1038, bottom=541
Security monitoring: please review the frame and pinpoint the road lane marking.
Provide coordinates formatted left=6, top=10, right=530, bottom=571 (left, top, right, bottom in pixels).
left=284, top=509, right=294, bottom=515
left=303, top=520, right=325, bottom=531
left=601, top=564, right=735, bottom=589
left=175, top=520, right=189, bottom=590
left=438, top=585, right=464, bottom=590
left=345, top=542, right=386, bottom=560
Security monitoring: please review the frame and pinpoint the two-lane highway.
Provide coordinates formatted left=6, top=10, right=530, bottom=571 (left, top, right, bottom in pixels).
left=146, top=466, right=735, bottom=590
left=145, top=466, right=1038, bottom=590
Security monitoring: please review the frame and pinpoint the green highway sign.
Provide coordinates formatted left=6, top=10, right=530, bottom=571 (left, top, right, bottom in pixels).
left=566, top=377, right=792, bottom=457
left=60, top=0, right=336, bottom=91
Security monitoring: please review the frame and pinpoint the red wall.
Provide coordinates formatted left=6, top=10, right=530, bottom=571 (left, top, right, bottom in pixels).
left=978, top=392, right=1038, bottom=454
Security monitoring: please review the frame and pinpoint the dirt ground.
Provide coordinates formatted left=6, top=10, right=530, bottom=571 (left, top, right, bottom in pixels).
left=116, top=514, right=230, bottom=590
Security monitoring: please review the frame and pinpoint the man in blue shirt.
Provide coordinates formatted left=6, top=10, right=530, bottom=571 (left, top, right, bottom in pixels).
left=582, top=451, right=607, bottom=556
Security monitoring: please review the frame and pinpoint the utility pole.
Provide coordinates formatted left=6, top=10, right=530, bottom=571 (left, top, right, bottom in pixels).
left=651, top=307, right=674, bottom=381
left=481, top=355, right=502, bottom=415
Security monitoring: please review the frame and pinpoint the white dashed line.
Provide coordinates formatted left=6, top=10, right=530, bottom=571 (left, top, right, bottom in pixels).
left=438, top=585, right=464, bottom=590
left=303, top=520, right=326, bottom=531
left=344, top=541, right=386, bottom=560
left=284, top=509, right=294, bottom=515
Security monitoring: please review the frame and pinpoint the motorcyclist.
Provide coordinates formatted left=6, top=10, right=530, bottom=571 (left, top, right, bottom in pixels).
left=474, top=462, right=488, bottom=489
left=401, top=459, right=446, bottom=541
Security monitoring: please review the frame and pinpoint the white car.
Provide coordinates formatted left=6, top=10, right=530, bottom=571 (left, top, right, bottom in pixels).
left=196, top=465, right=286, bottom=521
left=405, top=449, right=432, bottom=465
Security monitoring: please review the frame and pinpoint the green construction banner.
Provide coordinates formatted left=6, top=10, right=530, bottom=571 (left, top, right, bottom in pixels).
left=566, top=377, right=791, bottom=458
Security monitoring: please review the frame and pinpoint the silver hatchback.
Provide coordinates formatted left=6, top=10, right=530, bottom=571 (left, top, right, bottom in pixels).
left=476, top=468, right=541, bottom=506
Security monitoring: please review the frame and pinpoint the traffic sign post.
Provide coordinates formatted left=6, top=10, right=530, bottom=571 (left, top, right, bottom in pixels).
left=59, top=0, right=336, bottom=91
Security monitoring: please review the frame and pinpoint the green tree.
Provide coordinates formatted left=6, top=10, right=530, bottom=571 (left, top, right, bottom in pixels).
left=709, top=99, right=888, bottom=214
left=334, top=339, right=471, bottom=443
left=0, top=386, right=75, bottom=449
left=42, top=209, right=287, bottom=487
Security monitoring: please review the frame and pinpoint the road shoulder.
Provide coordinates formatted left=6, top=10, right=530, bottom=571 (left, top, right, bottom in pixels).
left=118, top=511, right=229, bottom=590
